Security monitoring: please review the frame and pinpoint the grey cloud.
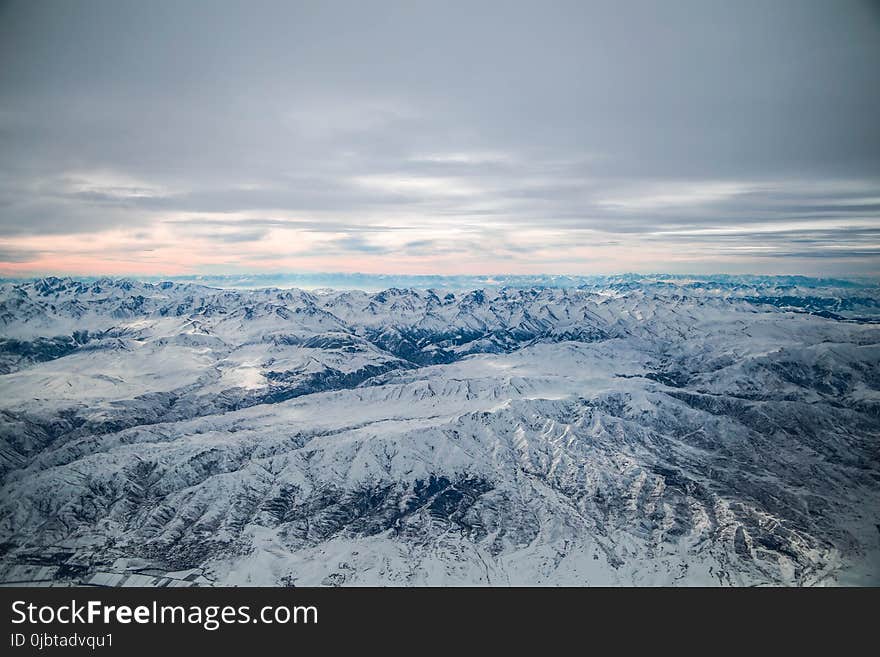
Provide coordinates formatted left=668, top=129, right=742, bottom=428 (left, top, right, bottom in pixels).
left=753, top=250, right=880, bottom=259
left=162, top=218, right=422, bottom=233
left=0, top=248, right=43, bottom=263
left=0, top=0, right=878, bottom=272
left=201, top=229, right=270, bottom=244
left=327, top=235, right=391, bottom=255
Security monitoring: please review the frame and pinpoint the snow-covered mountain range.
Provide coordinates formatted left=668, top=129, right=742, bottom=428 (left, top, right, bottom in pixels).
left=0, top=276, right=878, bottom=585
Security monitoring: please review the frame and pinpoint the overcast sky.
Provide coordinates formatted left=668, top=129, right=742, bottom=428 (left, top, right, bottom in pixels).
left=1, top=0, right=879, bottom=277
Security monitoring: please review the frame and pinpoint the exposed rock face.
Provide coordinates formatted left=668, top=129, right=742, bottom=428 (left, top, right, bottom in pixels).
left=0, top=276, right=878, bottom=585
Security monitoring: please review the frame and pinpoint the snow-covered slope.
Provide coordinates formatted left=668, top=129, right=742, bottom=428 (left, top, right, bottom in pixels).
left=0, top=277, right=878, bottom=586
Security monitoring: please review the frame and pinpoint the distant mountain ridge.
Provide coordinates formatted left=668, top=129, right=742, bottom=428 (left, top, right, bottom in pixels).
left=0, top=276, right=878, bottom=585
left=2, top=271, right=877, bottom=292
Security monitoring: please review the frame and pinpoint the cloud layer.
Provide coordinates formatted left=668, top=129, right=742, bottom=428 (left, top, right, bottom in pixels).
left=1, top=0, right=879, bottom=276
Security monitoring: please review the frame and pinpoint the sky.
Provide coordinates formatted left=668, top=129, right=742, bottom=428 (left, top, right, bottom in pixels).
left=1, top=0, right=879, bottom=278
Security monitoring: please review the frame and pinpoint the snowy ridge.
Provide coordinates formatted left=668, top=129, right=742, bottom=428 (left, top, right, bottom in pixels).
left=0, top=277, right=878, bottom=586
